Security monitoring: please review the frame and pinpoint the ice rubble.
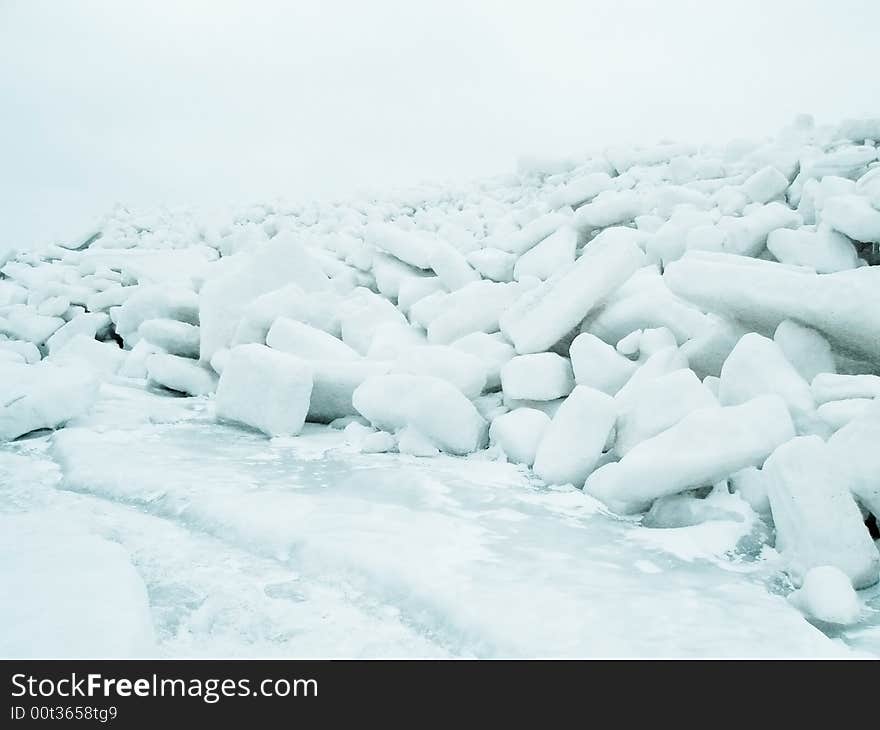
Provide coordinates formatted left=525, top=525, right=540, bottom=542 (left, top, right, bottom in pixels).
left=2, top=114, right=880, bottom=605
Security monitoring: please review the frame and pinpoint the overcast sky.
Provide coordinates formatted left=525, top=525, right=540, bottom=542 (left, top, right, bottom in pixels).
left=2, top=0, right=878, bottom=248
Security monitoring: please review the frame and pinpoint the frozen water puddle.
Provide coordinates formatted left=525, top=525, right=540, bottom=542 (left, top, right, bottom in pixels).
left=3, top=384, right=877, bottom=658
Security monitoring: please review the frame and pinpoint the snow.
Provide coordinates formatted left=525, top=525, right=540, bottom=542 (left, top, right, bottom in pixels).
left=532, top=386, right=616, bottom=487
left=215, top=344, right=313, bottom=437
left=353, top=374, right=488, bottom=455
left=788, top=566, right=862, bottom=626
left=488, top=408, right=550, bottom=467
left=500, top=229, right=645, bottom=353
left=586, top=396, right=795, bottom=513
left=763, top=436, right=879, bottom=589
left=500, top=353, right=574, bottom=401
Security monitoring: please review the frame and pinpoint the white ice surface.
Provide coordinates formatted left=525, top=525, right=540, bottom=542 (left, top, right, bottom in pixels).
left=2, top=383, right=876, bottom=658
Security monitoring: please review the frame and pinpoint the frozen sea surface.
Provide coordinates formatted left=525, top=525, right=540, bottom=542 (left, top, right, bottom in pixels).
left=2, top=382, right=878, bottom=658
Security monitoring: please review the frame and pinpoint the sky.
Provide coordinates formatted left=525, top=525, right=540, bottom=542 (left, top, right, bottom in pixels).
left=2, top=0, right=879, bottom=248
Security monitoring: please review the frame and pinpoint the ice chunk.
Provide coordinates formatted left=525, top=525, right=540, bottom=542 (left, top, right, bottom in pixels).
left=146, top=354, right=217, bottom=396
left=396, top=426, right=440, bottom=457
left=118, top=339, right=165, bottom=379
left=719, top=333, right=816, bottom=432
left=572, top=190, right=642, bottom=230
left=811, top=373, right=880, bottom=404
left=615, top=369, right=719, bottom=456
left=568, top=332, right=637, bottom=395
left=820, top=194, right=880, bottom=243
left=817, top=399, right=873, bottom=431
left=642, top=493, right=746, bottom=529
left=729, top=466, right=770, bottom=514
left=548, top=171, right=614, bottom=208
left=613, top=345, right=688, bottom=409
left=828, top=406, right=880, bottom=519
left=465, top=248, right=516, bottom=282
left=365, top=223, right=435, bottom=269
left=366, top=323, right=427, bottom=360
left=199, top=235, right=329, bottom=362
left=583, top=266, right=710, bottom=345
left=138, top=318, right=200, bottom=358
left=266, top=317, right=360, bottom=361
left=427, top=280, right=521, bottom=345
left=393, top=345, right=487, bottom=398
left=500, top=230, right=645, bottom=354
left=115, top=285, right=199, bottom=347
left=766, top=226, right=859, bottom=274
left=788, top=566, right=862, bottom=625
left=742, top=166, right=789, bottom=204
left=0, top=361, right=99, bottom=441
left=513, top=226, right=577, bottom=281
left=679, top=314, right=747, bottom=379
left=428, top=239, right=480, bottom=290
left=772, top=320, right=835, bottom=383
left=308, top=360, right=392, bottom=423
left=352, top=374, right=487, bottom=455
left=0, top=340, right=40, bottom=364
left=46, top=312, right=110, bottom=354
left=37, top=295, right=70, bottom=318
left=50, top=335, right=125, bottom=378
left=338, top=288, right=407, bottom=355
left=585, top=396, right=795, bottom=513
left=665, top=252, right=880, bottom=362
left=489, top=408, right=550, bottom=467
left=532, top=386, right=616, bottom=487
left=215, top=344, right=313, bottom=437
left=451, top=332, right=515, bottom=391
left=1, top=307, right=64, bottom=345
left=235, top=284, right=343, bottom=345
left=499, top=353, right=574, bottom=402
left=372, top=253, right=428, bottom=300
left=764, top=436, right=879, bottom=589
left=719, top=202, right=801, bottom=257
left=494, top=212, right=570, bottom=256
left=397, top=276, right=446, bottom=314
